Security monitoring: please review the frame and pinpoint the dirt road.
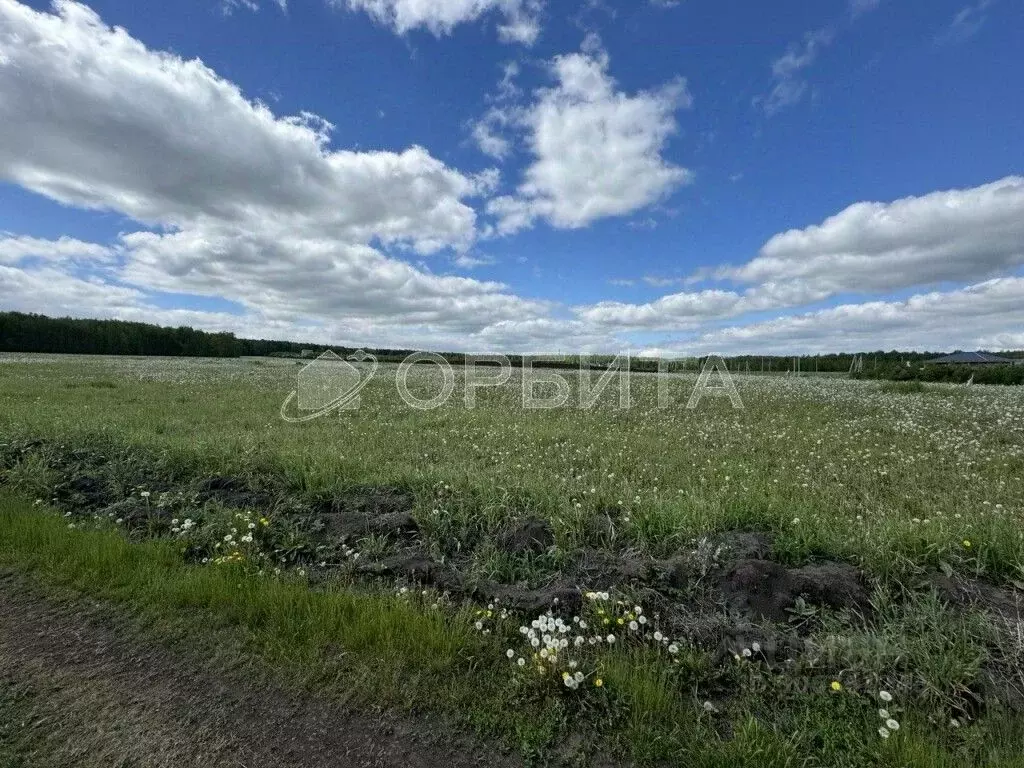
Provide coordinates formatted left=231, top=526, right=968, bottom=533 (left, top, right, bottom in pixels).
left=0, top=574, right=520, bottom=768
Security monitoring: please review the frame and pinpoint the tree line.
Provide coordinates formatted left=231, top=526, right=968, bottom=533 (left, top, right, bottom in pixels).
left=852, top=361, right=1024, bottom=386
left=1, top=312, right=1021, bottom=380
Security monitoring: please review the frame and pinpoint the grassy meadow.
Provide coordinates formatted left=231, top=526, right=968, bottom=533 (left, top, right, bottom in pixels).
left=1, top=352, right=1023, bottom=766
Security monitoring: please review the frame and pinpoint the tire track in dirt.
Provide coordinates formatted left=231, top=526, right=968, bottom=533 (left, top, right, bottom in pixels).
left=0, top=573, right=520, bottom=768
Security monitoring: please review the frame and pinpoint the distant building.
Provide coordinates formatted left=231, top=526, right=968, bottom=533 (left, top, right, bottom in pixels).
left=925, top=351, right=1018, bottom=365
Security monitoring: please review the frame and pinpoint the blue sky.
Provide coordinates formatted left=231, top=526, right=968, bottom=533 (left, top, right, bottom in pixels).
left=0, top=0, right=1022, bottom=354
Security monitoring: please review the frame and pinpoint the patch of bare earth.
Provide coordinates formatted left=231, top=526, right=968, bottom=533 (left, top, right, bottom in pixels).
left=0, top=574, right=520, bottom=768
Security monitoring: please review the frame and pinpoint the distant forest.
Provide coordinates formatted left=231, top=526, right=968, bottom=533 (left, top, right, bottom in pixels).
left=1, top=311, right=1022, bottom=377
left=0, top=311, right=424, bottom=361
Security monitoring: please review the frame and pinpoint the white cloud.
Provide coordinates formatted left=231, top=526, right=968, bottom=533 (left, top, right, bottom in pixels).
left=468, top=62, right=522, bottom=160
left=338, top=0, right=541, bottom=44
left=575, top=278, right=837, bottom=331
left=683, top=277, right=1024, bottom=355
left=0, top=264, right=141, bottom=314
left=0, top=262, right=337, bottom=345
left=471, top=108, right=514, bottom=159
left=0, top=234, right=113, bottom=264
left=756, top=28, right=834, bottom=115
left=641, top=275, right=678, bottom=287
left=472, top=317, right=611, bottom=352
left=115, top=224, right=548, bottom=334
left=0, top=0, right=548, bottom=342
left=0, top=0, right=484, bottom=253
left=486, top=37, right=693, bottom=234
left=728, top=176, right=1024, bottom=290
left=1, top=1, right=1019, bottom=357
left=577, top=177, right=1024, bottom=332
left=496, top=61, right=521, bottom=100
left=452, top=253, right=497, bottom=269
left=577, top=288, right=752, bottom=330
left=628, top=218, right=659, bottom=231
left=978, top=332, right=1024, bottom=350
left=221, top=0, right=259, bottom=15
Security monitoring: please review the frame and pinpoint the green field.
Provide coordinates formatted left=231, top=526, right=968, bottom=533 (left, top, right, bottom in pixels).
left=1, top=353, right=1023, bottom=766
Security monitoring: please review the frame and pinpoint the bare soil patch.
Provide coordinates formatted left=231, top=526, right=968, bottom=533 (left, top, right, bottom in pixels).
left=0, top=573, right=520, bottom=768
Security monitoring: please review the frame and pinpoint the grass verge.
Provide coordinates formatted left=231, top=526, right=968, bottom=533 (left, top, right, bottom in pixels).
left=0, top=491, right=697, bottom=765
left=2, top=492, right=1024, bottom=767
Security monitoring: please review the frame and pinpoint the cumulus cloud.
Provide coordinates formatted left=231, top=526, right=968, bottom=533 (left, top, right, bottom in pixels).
left=471, top=317, right=612, bottom=352
left=0, top=0, right=547, bottom=343
left=471, top=108, right=514, bottom=159
left=577, top=177, right=1024, bottom=332
left=0, top=234, right=114, bottom=264
left=0, top=264, right=141, bottom=314
left=683, top=277, right=1024, bottom=355
left=0, top=0, right=487, bottom=253
left=485, top=36, right=693, bottom=234
left=118, top=226, right=544, bottom=333
left=577, top=289, right=750, bottom=330
left=575, top=281, right=833, bottom=331
left=338, top=0, right=542, bottom=44
left=2, top=1, right=1019, bottom=356
left=727, top=176, right=1024, bottom=290
left=468, top=62, right=522, bottom=160
left=0, top=262, right=342, bottom=346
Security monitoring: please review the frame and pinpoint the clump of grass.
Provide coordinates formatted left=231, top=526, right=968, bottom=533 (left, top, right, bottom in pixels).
left=1, top=453, right=58, bottom=499
left=880, top=380, right=927, bottom=394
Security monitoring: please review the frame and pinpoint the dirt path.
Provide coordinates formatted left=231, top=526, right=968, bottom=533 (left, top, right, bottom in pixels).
left=0, top=574, right=521, bottom=768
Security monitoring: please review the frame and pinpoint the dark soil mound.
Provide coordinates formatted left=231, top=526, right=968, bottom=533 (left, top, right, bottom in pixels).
left=318, top=488, right=418, bottom=540
left=718, top=559, right=868, bottom=622
left=495, top=518, right=554, bottom=556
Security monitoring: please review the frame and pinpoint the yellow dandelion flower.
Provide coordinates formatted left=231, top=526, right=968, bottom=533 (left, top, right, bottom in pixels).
left=830, top=681, right=842, bottom=692
left=594, top=678, right=604, bottom=687
left=962, top=539, right=972, bottom=548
